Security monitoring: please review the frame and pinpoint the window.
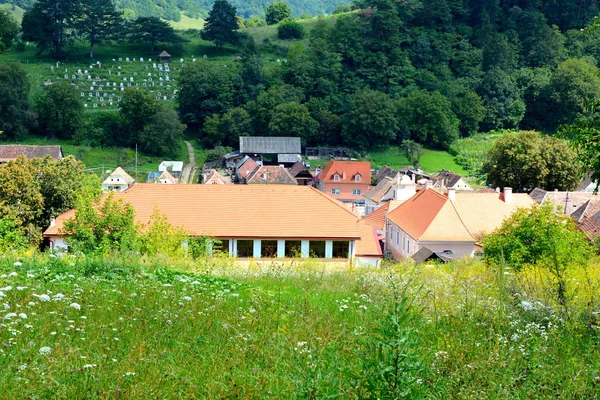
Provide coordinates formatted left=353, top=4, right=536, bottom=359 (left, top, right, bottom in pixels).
left=331, top=188, right=341, bottom=195
left=333, top=174, right=340, bottom=182
left=213, top=239, right=230, bottom=255
left=236, top=240, right=253, bottom=257
left=309, top=241, right=326, bottom=258
left=261, top=240, right=278, bottom=258
left=407, top=240, right=410, bottom=254
left=332, top=241, right=350, bottom=258
left=396, top=230, right=399, bottom=245
left=355, top=175, right=361, bottom=182
left=285, top=240, right=301, bottom=257
left=352, top=189, right=361, bottom=195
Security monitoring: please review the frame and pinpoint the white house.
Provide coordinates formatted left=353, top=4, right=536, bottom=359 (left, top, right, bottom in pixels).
left=102, top=167, right=134, bottom=192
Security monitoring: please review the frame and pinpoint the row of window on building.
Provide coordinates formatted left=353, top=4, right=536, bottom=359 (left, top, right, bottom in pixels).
left=212, top=239, right=350, bottom=258
left=330, top=189, right=362, bottom=195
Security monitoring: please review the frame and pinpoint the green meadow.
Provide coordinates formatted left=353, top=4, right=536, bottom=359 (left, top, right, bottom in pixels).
left=0, top=254, right=599, bottom=398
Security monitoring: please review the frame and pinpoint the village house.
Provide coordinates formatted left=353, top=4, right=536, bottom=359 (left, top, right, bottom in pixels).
left=289, top=161, right=314, bottom=186
left=0, top=145, right=63, bottom=162
left=576, top=176, right=599, bottom=193
left=159, top=161, right=183, bottom=179
left=246, top=165, right=297, bottom=185
left=157, top=170, right=178, bottom=184
left=571, top=199, right=600, bottom=240
left=102, top=167, right=135, bottom=192
left=433, top=170, right=473, bottom=192
left=529, top=188, right=598, bottom=216
left=44, top=184, right=382, bottom=267
left=385, top=187, right=535, bottom=260
left=315, top=160, right=371, bottom=207
left=203, top=169, right=227, bottom=184
left=363, top=174, right=418, bottom=215
left=235, top=156, right=260, bottom=183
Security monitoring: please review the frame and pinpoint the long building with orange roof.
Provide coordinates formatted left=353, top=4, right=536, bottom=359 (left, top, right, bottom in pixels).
left=44, top=184, right=381, bottom=266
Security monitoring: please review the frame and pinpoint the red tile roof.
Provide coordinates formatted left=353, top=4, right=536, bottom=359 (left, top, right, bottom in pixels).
left=355, top=222, right=382, bottom=257
left=318, top=160, right=371, bottom=183
left=237, top=157, right=259, bottom=180
left=246, top=165, right=297, bottom=185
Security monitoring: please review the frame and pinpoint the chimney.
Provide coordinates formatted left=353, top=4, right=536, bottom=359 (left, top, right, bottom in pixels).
left=503, top=187, right=512, bottom=203
left=424, top=180, right=432, bottom=190
left=50, top=217, right=56, bottom=227
left=447, top=188, right=456, bottom=202
left=342, top=171, right=346, bottom=181
left=396, top=174, right=401, bottom=184
left=411, top=173, right=416, bottom=184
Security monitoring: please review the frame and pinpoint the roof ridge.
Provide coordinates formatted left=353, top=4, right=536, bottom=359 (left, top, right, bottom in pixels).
left=446, top=197, right=478, bottom=241
left=308, top=186, right=359, bottom=219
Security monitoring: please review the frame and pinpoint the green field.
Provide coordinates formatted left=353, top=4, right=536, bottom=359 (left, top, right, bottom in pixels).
left=167, top=15, right=205, bottom=30
left=0, top=254, right=599, bottom=398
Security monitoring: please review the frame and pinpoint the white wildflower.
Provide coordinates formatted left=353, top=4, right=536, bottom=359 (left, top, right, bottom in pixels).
left=16, top=286, right=27, bottom=291
left=0, top=292, right=4, bottom=298
left=182, top=296, right=192, bottom=301
left=53, top=293, right=65, bottom=300
left=18, top=313, right=27, bottom=320
left=124, top=372, right=136, bottom=376
left=4, top=313, right=17, bottom=320
left=39, top=346, right=52, bottom=355
left=13, top=262, right=22, bottom=267
left=69, top=303, right=81, bottom=310
left=38, top=294, right=51, bottom=302
left=83, top=364, right=96, bottom=369
left=50, top=332, right=56, bottom=335
left=8, top=272, right=17, bottom=277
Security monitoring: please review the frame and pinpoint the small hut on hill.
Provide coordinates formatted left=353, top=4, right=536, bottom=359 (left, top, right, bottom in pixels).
left=159, top=51, right=171, bottom=63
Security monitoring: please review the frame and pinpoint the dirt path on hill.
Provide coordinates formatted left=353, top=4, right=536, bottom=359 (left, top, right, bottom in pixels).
left=181, top=141, right=198, bottom=184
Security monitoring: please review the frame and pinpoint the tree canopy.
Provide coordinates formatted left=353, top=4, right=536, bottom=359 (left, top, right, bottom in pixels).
left=483, top=131, right=580, bottom=193
left=266, top=2, right=291, bottom=25
left=201, top=0, right=239, bottom=48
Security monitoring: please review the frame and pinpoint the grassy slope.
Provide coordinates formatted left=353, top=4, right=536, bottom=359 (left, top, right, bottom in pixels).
left=168, top=15, right=205, bottom=30
left=0, top=255, right=599, bottom=398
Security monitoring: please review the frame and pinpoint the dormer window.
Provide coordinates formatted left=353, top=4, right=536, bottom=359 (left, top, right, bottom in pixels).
left=355, top=174, right=361, bottom=182
left=333, top=174, right=340, bottom=182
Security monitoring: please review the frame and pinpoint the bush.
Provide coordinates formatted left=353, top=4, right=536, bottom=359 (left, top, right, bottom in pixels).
left=277, top=20, right=305, bottom=40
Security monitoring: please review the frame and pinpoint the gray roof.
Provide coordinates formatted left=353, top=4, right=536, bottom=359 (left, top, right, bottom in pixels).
left=240, top=137, right=301, bottom=155
left=277, top=153, right=301, bottom=163
left=412, top=248, right=458, bottom=263
left=0, top=145, right=63, bottom=162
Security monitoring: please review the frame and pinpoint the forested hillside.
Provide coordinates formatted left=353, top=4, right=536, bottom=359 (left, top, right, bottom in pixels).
left=0, top=0, right=352, bottom=20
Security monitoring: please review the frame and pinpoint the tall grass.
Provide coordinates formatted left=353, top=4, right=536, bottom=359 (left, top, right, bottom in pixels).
left=0, top=254, right=599, bottom=398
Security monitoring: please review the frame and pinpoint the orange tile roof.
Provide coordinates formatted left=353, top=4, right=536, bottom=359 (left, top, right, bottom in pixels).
left=386, top=189, right=475, bottom=242
left=355, top=221, right=382, bottom=257
left=204, top=169, right=226, bottom=184
left=318, top=160, right=371, bottom=183
left=44, top=184, right=361, bottom=240
left=238, top=157, right=259, bottom=179
left=361, top=200, right=404, bottom=230
left=387, top=189, right=535, bottom=242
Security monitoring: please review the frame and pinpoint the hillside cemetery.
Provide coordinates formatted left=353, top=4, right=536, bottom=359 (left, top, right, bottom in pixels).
left=38, top=54, right=210, bottom=111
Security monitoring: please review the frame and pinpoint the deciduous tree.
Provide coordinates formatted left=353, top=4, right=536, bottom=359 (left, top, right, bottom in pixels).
left=483, top=131, right=579, bottom=193
left=76, top=0, right=123, bottom=59
left=0, top=63, right=36, bottom=140
left=266, top=2, right=291, bottom=25
left=0, top=8, right=18, bottom=51
left=128, top=16, right=185, bottom=52
left=35, top=82, right=83, bottom=139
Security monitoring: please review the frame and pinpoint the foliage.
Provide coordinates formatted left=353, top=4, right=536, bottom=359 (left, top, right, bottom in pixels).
left=397, top=90, right=459, bottom=150
left=139, top=106, right=186, bottom=158
left=343, top=90, right=398, bottom=150
left=0, top=63, right=36, bottom=140
left=0, top=216, right=28, bottom=252
left=139, top=207, right=187, bottom=257
left=268, top=102, right=317, bottom=145
left=35, top=82, right=83, bottom=140
left=401, top=139, right=423, bottom=168
left=21, top=0, right=82, bottom=58
left=482, top=203, right=593, bottom=305
left=277, top=20, right=305, bottom=39
left=561, top=102, right=600, bottom=192
left=449, top=132, right=500, bottom=176
left=483, top=131, right=579, bottom=192
left=201, top=0, right=239, bottom=48
left=178, top=61, right=240, bottom=132
left=266, top=2, right=291, bottom=25
left=128, top=16, right=186, bottom=52
left=76, top=0, right=122, bottom=59
left=0, top=8, right=18, bottom=51
left=64, top=193, right=138, bottom=254
left=203, top=107, right=252, bottom=147
left=0, top=155, right=88, bottom=244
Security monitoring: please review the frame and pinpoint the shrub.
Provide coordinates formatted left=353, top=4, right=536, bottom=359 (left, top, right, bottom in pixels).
left=277, top=20, right=305, bottom=40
